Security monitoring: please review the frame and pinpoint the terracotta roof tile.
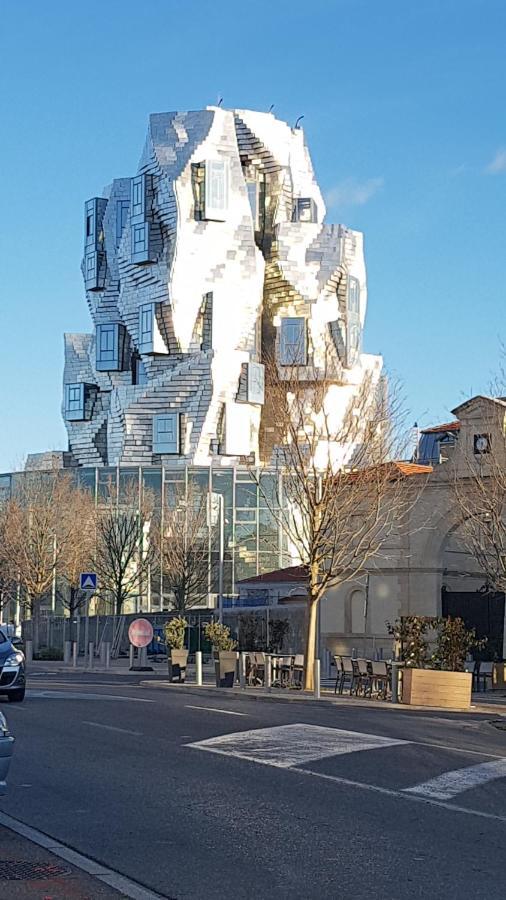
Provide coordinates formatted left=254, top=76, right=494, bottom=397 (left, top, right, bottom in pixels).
left=421, top=421, right=460, bottom=434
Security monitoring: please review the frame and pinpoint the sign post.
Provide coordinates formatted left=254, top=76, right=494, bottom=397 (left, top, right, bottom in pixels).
left=80, top=573, right=98, bottom=591
left=128, top=618, right=154, bottom=672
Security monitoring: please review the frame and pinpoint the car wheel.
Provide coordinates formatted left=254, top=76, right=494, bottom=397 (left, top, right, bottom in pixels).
left=8, top=689, right=25, bottom=703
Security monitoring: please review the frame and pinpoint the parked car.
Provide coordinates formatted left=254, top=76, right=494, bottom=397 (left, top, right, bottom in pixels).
left=0, top=630, right=25, bottom=702
left=0, top=710, right=14, bottom=795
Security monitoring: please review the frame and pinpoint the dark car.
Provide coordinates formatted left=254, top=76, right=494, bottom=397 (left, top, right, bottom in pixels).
left=0, top=630, right=25, bottom=702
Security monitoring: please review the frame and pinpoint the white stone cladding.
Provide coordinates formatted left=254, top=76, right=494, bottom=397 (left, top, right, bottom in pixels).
left=63, top=107, right=382, bottom=467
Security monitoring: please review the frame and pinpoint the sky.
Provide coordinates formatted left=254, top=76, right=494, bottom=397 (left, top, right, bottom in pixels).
left=0, top=0, right=505, bottom=472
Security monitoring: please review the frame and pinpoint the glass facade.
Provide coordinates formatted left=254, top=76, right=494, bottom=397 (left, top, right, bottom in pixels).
left=0, top=465, right=290, bottom=604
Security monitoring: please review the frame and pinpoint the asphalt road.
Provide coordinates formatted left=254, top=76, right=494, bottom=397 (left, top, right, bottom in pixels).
left=2, top=671, right=506, bottom=900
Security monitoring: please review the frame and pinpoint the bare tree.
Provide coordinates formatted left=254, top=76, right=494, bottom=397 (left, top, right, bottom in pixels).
left=254, top=347, right=426, bottom=689
left=154, top=483, right=213, bottom=613
left=94, top=481, right=155, bottom=615
left=454, top=397, right=506, bottom=594
left=0, top=473, right=96, bottom=650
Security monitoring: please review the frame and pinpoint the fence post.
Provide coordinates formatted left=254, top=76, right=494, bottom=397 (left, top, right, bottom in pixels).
left=63, top=641, right=72, bottom=665
left=239, top=652, right=246, bottom=689
left=195, top=651, right=202, bottom=686
left=25, top=640, right=33, bottom=664
left=72, top=641, right=78, bottom=668
left=88, top=642, right=94, bottom=670
left=313, top=659, right=321, bottom=699
left=391, top=661, right=401, bottom=703
left=264, top=655, right=271, bottom=692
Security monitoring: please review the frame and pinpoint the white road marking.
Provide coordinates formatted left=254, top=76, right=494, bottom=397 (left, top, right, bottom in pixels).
left=185, top=705, right=248, bottom=717
left=27, top=690, right=154, bottom=703
left=290, top=766, right=506, bottom=823
left=187, top=723, right=408, bottom=767
left=404, top=759, right=506, bottom=800
left=0, top=809, right=166, bottom=900
left=82, top=721, right=143, bottom=736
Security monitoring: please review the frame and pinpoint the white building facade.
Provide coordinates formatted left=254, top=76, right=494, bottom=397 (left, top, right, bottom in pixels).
left=62, top=106, right=381, bottom=467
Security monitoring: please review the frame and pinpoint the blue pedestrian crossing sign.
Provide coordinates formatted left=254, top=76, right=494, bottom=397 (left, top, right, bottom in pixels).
left=80, top=572, right=97, bottom=591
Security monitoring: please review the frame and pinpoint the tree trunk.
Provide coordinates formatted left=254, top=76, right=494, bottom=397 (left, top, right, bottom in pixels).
left=304, top=596, right=318, bottom=691
left=32, top=597, right=40, bottom=655
left=115, top=591, right=123, bottom=616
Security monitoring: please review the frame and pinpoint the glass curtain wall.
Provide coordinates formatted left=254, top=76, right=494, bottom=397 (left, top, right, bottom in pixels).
left=0, top=466, right=291, bottom=612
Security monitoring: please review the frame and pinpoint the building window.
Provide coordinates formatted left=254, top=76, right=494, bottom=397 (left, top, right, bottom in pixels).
left=96, top=323, right=124, bottom=371
left=292, top=197, right=317, bottom=223
left=474, top=434, right=491, bottom=455
left=349, top=324, right=360, bottom=352
left=139, top=303, right=154, bottom=353
left=131, top=222, right=153, bottom=264
left=247, top=181, right=258, bottom=229
left=131, top=175, right=146, bottom=222
left=153, top=413, right=180, bottom=454
left=205, top=160, right=229, bottom=220
left=279, top=318, right=307, bottom=365
left=84, top=250, right=104, bottom=291
left=131, top=354, right=148, bottom=386
left=193, top=160, right=229, bottom=221
left=84, top=198, right=106, bottom=249
left=116, top=200, right=130, bottom=241
left=247, top=362, right=265, bottom=404
left=348, top=277, right=360, bottom=314
left=65, top=383, right=85, bottom=420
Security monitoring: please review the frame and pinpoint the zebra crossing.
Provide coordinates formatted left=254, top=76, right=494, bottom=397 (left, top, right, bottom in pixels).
left=187, top=723, right=506, bottom=817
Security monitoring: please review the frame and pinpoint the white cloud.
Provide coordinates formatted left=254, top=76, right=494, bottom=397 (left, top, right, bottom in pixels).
left=325, top=176, right=384, bottom=209
left=485, top=149, right=506, bottom=174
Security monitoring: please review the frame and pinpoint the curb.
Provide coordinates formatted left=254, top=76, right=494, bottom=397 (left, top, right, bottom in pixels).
left=139, top=680, right=505, bottom=717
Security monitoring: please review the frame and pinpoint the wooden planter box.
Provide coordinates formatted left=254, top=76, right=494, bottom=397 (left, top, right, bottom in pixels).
left=402, top=668, right=472, bottom=709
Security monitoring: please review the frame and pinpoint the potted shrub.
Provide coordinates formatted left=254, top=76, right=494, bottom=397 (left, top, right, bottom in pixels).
left=203, top=621, right=238, bottom=688
left=388, top=615, right=485, bottom=709
left=164, top=617, right=189, bottom=683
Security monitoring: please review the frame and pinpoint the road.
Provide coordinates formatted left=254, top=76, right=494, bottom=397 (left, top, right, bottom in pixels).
left=2, top=671, right=506, bottom=899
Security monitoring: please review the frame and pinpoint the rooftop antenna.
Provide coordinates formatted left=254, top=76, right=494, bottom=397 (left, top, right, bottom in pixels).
left=268, top=104, right=274, bottom=113
left=294, top=115, right=304, bottom=129
left=217, top=97, right=223, bottom=107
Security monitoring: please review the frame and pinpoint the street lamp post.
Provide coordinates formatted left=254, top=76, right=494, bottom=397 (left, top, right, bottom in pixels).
left=218, top=493, right=224, bottom=624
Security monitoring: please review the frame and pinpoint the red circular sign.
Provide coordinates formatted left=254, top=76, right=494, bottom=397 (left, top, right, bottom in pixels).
left=128, top=618, right=154, bottom=648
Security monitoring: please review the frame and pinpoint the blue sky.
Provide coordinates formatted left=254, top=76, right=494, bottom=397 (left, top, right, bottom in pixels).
left=0, top=0, right=504, bottom=471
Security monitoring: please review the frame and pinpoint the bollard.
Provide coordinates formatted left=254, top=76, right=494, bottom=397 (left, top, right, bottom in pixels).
left=104, top=642, right=111, bottom=669
left=72, top=641, right=78, bottom=668
left=140, top=646, right=148, bottom=668
left=63, top=641, right=72, bottom=665
left=88, top=642, right=94, bottom=670
left=25, top=640, right=33, bottom=664
left=313, top=659, right=321, bottom=699
left=391, top=661, right=401, bottom=703
left=264, top=655, right=271, bottom=692
left=239, top=652, right=246, bottom=689
left=99, top=643, right=107, bottom=667
left=129, top=644, right=135, bottom=669
left=195, top=651, right=203, bottom=686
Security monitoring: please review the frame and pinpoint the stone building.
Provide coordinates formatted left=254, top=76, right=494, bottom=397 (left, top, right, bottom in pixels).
left=61, top=106, right=381, bottom=468
left=320, top=395, right=506, bottom=660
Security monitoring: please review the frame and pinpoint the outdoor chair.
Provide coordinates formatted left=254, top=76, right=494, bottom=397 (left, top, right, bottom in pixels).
left=476, top=661, right=494, bottom=692
left=333, top=656, right=343, bottom=693
left=356, top=658, right=373, bottom=696
left=248, top=652, right=265, bottom=686
left=368, top=660, right=390, bottom=699
left=464, top=660, right=477, bottom=691
left=335, top=656, right=354, bottom=694
left=292, top=654, right=304, bottom=689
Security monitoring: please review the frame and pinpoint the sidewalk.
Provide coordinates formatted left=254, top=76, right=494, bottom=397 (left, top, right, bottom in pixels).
left=0, top=825, right=124, bottom=899
left=139, top=678, right=506, bottom=716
